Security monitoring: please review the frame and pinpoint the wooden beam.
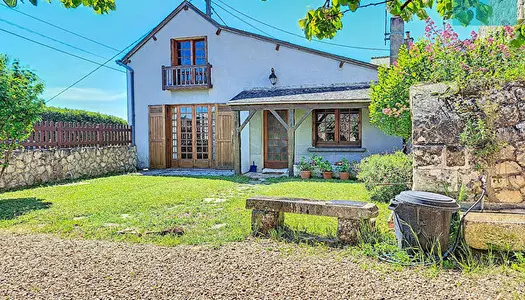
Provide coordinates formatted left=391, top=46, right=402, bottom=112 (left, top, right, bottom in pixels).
left=287, top=109, right=295, bottom=177
left=216, top=28, right=222, bottom=35
left=238, top=109, right=258, bottom=133
left=339, top=61, right=345, bottom=68
left=269, top=109, right=289, bottom=130
left=293, top=109, right=313, bottom=130
left=233, top=111, right=241, bottom=175
left=275, top=44, right=280, bottom=51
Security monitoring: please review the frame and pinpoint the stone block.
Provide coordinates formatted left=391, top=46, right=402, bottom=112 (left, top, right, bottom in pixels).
left=446, top=146, right=465, bottom=167
left=509, top=175, right=525, bottom=189
left=496, top=145, right=516, bottom=161
left=337, top=218, right=375, bottom=245
left=494, top=189, right=523, bottom=203
left=494, top=161, right=522, bottom=175
left=464, top=212, right=525, bottom=251
left=490, top=176, right=509, bottom=190
left=413, top=145, right=444, bottom=167
left=251, top=210, right=284, bottom=235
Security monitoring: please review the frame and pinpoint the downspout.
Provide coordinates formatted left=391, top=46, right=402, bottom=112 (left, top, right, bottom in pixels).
left=116, top=59, right=136, bottom=146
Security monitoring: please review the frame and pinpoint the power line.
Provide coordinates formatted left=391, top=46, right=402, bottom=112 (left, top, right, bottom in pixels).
left=46, top=31, right=150, bottom=103
left=211, top=6, right=227, bottom=26
left=0, top=3, right=120, bottom=52
left=209, top=1, right=275, bottom=38
left=211, top=0, right=389, bottom=52
left=0, top=18, right=110, bottom=61
left=0, top=27, right=124, bottom=73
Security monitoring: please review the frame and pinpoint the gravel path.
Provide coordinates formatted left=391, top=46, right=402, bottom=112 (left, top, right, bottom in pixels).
left=1, top=233, right=524, bottom=299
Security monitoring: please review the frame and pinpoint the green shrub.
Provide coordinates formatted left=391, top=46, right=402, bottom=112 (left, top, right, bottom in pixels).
left=40, top=106, right=127, bottom=125
left=357, top=152, right=412, bottom=203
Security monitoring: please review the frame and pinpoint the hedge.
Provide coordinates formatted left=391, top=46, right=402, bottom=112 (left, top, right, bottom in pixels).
left=41, top=106, right=127, bottom=125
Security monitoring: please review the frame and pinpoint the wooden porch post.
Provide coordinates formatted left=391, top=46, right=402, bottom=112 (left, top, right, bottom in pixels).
left=233, top=110, right=242, bottom=175
left=287, top=109, right=295, bottom=177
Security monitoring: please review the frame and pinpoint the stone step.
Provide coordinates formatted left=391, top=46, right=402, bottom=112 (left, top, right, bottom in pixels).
left=464, top=212, right=525, bottom=251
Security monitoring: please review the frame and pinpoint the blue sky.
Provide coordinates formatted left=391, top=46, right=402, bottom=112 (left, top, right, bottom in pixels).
left=0, top=0, right=480, bottom=120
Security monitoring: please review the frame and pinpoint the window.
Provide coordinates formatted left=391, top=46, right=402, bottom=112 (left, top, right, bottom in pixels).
left=313, top=109, right=361, bottom=147
left=171, top=38, right=207, bottom=66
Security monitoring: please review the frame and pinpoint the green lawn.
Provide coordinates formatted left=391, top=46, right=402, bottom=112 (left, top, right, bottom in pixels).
left=0, top=174, right=390, bottom=246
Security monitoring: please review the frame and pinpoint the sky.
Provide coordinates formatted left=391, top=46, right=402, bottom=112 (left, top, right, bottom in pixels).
left=0, top=0, right=481, bottom=121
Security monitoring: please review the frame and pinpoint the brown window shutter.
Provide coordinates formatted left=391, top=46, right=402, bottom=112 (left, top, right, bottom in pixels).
left=171, top=39, right=178, bottom=66
left=149, top=105, right=167, bottom=169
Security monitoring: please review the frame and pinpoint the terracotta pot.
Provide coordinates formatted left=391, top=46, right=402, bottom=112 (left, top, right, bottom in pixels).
left=322, top=171, right=333, bottom=180
left=300, top=170, right=312, bottom=179
left=339, top=172, right=350, bottom=180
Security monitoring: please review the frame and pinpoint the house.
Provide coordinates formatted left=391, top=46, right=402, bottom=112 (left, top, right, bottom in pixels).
left=118, top=0, right=402, bottom=176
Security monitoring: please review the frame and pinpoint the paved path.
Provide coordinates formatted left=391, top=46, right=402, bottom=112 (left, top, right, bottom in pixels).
left=1, top=233, right=523, bottom=299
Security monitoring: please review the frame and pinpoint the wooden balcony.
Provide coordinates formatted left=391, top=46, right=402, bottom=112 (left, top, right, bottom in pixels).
left=162, top=64, right=212, bottom=90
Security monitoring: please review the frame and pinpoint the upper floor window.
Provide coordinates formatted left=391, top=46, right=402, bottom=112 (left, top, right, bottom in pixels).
left=313, top=109, right=361, bottom=147
left=171, top=38, right=207, bottom=66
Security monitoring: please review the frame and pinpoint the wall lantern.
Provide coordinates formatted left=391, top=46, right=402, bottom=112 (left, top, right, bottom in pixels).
left=269, top=68, right=277, bottom=86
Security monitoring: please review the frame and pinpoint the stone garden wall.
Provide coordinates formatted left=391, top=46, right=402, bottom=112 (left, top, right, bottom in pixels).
left=0, top=146, right=137, bottom=190
left=411, top=82, right=525, bottom=204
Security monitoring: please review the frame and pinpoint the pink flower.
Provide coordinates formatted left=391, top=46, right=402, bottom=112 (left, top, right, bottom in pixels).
left=487, top=37, right=494, bottom=44
left=504, top=25, right=515, bottom=38
left=470, top=30, right=478, bottom=40
left=382, top=108, right=392, bottom=116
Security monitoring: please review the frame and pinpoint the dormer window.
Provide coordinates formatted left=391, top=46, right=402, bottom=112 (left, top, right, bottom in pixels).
left=162, top=37, right=212, bottom=90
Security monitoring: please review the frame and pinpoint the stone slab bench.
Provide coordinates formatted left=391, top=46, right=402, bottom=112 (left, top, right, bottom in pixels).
left=246, top=197, right=379, bottom=244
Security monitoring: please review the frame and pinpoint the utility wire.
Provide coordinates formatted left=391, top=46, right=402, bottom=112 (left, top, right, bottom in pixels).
left=0, top=27, right=124, bottom=73
left=209, top=1, right=275, bottom=38
left=211, top=5, right=227, bottom=26
left=212, top=0, right=389, bottom=52
left=0, top=3, right=120, bottom=52
left=0, top=18, right=110, bottom=61
left=46, top=31, right=150, bottom=103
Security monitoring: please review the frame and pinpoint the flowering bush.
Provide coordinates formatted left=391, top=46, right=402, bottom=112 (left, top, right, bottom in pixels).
left=370, top=19, right=525, bottom=139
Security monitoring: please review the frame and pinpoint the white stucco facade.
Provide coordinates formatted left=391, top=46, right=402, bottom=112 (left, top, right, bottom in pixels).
left=122, top=2, right=402, bottom=171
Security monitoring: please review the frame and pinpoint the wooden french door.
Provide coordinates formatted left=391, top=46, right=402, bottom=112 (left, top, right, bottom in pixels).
left=264, top=110, right=288, bottom=169
left=168, top=104, right=215, bottom=168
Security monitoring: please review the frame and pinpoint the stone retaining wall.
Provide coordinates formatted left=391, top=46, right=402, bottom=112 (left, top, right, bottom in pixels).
left=0, top=146, right=137, bottom=190
left=411, top=82, right=525, bottom=203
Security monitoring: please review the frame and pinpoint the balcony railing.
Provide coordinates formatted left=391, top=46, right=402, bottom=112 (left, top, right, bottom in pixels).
left=162, top=64, right=212, bottom=90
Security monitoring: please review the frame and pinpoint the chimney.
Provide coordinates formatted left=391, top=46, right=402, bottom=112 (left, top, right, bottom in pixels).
left=389, top=17, right=405, bottom=65
left=206, top=0, right=212, bottom=17
left=519, top=0, right=524, bottom=21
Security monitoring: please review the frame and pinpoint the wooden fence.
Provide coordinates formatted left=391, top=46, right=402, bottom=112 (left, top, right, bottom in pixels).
left=22, top=121, right=132, bottom=149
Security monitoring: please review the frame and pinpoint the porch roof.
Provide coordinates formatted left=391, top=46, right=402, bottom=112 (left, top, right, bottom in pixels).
left=227, top=83, right=371, bottom=110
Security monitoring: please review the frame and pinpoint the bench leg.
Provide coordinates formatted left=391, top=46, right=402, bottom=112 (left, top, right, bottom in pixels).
left=337, top=218, right=375, bottom=245
left=251, top=210, right=284, bottom=236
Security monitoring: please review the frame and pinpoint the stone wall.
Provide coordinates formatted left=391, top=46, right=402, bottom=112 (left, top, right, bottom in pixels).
left=411, top=82, right=525, bottom=204
left=0, top=146, right=137, bottom=190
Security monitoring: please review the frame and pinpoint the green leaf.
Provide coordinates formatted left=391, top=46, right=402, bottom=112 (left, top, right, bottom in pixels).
left=3, top=0, right=17, bottom=7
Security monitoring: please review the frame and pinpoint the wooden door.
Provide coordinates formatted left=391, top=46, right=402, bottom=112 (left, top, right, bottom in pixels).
left=264, top=110, right=288, bottom=169
left=193, top=105, right=212, bottom=168
left=149, top=105, right=167, bottom=169
left=216, top=106, right=234, bottom=169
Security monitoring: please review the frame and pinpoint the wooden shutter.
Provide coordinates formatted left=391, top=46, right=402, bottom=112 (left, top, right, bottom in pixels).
left=216, top=105, right=234, bottom=169
left=170, top=39, right=178, bottom=66
left=149, top=105, right=167, bottom=169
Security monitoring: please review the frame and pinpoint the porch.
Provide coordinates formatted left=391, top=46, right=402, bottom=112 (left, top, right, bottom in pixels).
left=227, top=83, right=379, bottom=176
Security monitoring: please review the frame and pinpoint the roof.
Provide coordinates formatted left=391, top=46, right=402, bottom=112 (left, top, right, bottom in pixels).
left=120, top=1, right=378, bottom=70
left=228, top=83, right=371, bottom=106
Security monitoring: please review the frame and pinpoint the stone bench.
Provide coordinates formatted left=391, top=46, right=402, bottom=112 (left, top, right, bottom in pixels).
left=246, top=197, right=379, bottom=244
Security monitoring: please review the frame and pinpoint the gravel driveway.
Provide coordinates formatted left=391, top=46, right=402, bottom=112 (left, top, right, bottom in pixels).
left=1, top=233, right=524, bottom=299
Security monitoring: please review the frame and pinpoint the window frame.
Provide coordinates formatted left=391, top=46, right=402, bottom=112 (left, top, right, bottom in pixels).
left=170, top=37, right=208, bottom=66
left=312, top=108, right=362, bottom=148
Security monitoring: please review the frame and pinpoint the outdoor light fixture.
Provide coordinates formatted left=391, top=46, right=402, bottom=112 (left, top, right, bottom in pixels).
left=269, top=68, right=277, bottom=86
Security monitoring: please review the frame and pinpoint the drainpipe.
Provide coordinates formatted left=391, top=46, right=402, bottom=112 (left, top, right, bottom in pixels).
left=116, top=60, right=136, bottom=146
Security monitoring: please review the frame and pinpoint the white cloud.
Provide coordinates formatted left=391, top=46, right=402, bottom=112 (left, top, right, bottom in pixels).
left=43, top=87, right=127, bottom=102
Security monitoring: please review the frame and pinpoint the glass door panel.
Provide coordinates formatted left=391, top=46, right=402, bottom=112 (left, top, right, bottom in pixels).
left=179, top=106, right=194, bottom=168
left=265, top=111, right=288, bottom=169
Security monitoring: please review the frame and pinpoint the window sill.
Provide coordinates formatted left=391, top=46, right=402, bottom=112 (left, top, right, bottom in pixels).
left=308, top=147, right=367, bottom=153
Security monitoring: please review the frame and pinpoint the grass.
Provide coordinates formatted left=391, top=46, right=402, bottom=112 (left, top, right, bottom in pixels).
left=0, top=175, right=389, bottom=247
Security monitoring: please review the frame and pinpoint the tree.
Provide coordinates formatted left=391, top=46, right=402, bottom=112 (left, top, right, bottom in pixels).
left=2, top=0, right=115, bottom=14
left=297, top=0, right=524, bottom=47
left=0, top=55, right=45, bottom=176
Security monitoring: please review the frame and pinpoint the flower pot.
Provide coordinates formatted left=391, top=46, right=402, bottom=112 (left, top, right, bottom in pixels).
left=300, top=170, right=312, bottom=179
left=322, top=171, right=333, bottom=180
left=339, top=172, right=350, bottom=180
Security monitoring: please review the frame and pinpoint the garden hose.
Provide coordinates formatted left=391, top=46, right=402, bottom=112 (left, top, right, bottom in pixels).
left=378, top=176, right=487, bottom=266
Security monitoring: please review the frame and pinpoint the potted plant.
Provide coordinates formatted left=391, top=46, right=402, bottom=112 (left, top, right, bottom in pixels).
left=320, top=160, right=333, bottom=179
left=298, top=156, right=313, bottom=179
left=335, top=158, right=351, bottom=180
